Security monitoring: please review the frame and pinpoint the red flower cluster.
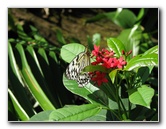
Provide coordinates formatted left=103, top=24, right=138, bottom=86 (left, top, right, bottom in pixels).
left=90, top=45, right=127, bottom=86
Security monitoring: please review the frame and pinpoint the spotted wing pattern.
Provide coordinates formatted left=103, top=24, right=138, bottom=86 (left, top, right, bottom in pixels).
left=65, top=47, right=90, bottom=87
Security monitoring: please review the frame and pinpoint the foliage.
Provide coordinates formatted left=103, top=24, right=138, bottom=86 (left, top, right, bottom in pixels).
left=8, top=24, right=74, bottom=121
left=8, top=8, right=158, bottom=121
left=60, top=41, right=158, bottom=121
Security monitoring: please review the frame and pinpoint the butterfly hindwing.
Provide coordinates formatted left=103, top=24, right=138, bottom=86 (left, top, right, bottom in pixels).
left=76, top=73, right=91, bottom=87
left=65, top=47, right=90, bottom=87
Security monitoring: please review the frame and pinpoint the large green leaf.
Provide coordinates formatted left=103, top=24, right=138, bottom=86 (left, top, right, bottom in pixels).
left=15, top=43, right=55, bottom=110
left=83, top=109, right=109, bottom=121
left=84, top=99, right=136, bottom=121
left=107, top=38, right=126, bottom=57
left=26, top=46, right=61, bottom=108
left=63, top=74, right=108, bottom=106
left=142, top=45, right=158, bottom=56
left=129, top=85, right=155, bottom=108
left=117, top=26, right=143, bottom=57
left=86, top=9, right=137, bottom=28
left=124, top=53, right=158, bottom=71
left=111, top=9, right=137, bottom=28
left=49, top=104, right=102, bottom=121
left=8, top=42, right=35, bottom=118
left=60, top=43, right=85, bottom=63
left=29, top=110, right=53, bottom=121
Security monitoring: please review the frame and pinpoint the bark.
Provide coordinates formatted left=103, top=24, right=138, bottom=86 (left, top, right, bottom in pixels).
left=9, top=8, right=122, bottom=47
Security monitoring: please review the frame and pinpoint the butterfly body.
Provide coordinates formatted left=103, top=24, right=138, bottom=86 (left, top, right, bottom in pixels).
left=65, top=47, right=91, bottom=87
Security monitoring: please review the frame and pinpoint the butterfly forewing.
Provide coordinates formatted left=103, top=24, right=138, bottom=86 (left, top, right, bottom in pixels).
left=65, top=47, right=91, bottom=87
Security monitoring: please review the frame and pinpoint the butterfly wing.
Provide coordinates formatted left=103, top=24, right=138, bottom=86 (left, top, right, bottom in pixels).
left=76, top=72, right=91, bottom=87
left=65, top=48, right=90, bottom=87
left=65, top=51, right=85, bottom=80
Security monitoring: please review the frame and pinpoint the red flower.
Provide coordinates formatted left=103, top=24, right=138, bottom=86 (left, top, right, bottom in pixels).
left=90, top=45, right=128, bottom=86
left=101, top=49, right=114, bottom=58
left=91, top=56, right=103, bottom=65
left=117, top=57, right=127, bottom=68
left=91, top=71, right=108, bottom=86
left=102, top=57, right=119, bottom=68
left=92, top=45, right=100, bottom=57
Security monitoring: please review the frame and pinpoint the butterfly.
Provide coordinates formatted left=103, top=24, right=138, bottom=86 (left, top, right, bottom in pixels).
left=65, top=47, right=91, bottom=87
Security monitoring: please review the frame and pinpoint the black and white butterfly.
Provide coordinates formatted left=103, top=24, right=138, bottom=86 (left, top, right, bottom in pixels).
left=65, top=47, right=91, bottom=87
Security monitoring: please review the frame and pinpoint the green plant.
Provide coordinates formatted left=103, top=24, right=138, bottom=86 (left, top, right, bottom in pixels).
left=8, top=8, right=158, bottom=121
left=59, top=39, right=158, bottom=121
left=8, top=25, right=74, bottom=121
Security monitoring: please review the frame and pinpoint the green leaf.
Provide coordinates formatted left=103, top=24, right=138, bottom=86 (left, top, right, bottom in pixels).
left=8, top=42, right=35, bottom=117
left=63, top=74, right=108, bottom=106
left=56, top=29, right=66, bottom=45
left=92, top=33, right=101, bottom=46
left=29, top=110, right=53, bottom=121
left=83, top=65, right=107, bottom=73
left=124, top=54, right=158, bottom=71
left=60, top=43, right=85, bottom=63
left=108, top=98, right=135, bottom=110
left=136, top=8, right=145, bottom=22
left=136, top=67, right=152, bottom=84
left=107, top=38, right=126, bottom=57
left=17, top=24, right=32, bottom=41
left=29, top=25, right=38, bottom=32
left=143, top=45, right=158, bottom=56
left=117, top=25, right=143, bottom=57
left=15, top=43, right=56, bottom=110
left=112, top=9, right=137, bottom=28
left=83, top=109, right=108, bottom=121
left=86, top=9, right=137, bottom=28
left=129, top=85, right=155, bottom=108
left=109, top=69, right=118, bottom=84
left=33, top=34, right=47, bottom=43
left=8, top=89, right=29, bottom=121
left=49, top=104, right=102, bottom=121
left=26, top=46, right=61, bottom=108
